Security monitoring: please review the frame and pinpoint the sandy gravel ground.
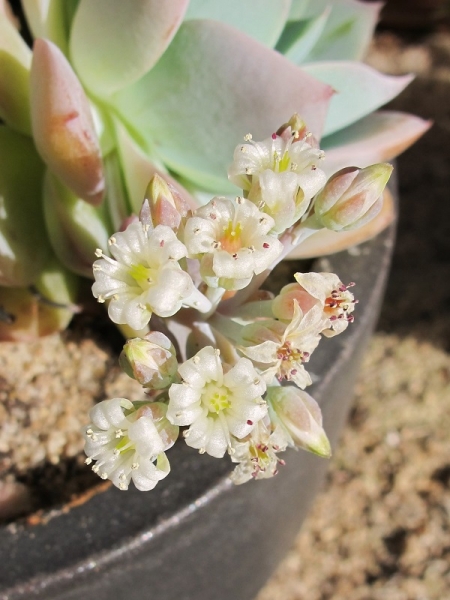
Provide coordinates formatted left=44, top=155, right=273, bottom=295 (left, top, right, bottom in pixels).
left=257, top=32, right=450, bottom=600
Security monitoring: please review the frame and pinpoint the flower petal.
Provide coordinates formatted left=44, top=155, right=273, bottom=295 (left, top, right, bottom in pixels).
left=184, top=0, right=292, bottom=48
left=70, top=0, right=189, bottom=95
left=321, top=111, right=432, bottom=176
left=30, top=39, right=105, bottom=205
left=113, top=20, right=334, bottom=193
left=302, top=61, right=413, bottom=137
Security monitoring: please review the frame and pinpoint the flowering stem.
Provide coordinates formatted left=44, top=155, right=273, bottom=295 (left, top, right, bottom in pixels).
left=208, top=313, right=242, bottom=344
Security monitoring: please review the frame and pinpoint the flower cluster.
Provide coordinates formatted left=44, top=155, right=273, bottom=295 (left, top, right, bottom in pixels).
left=84, top=116, right=392, bottom=491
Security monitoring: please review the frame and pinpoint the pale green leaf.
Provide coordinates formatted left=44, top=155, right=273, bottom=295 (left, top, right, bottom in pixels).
left=0, top=13, right=32, bottom=134
left=184, top=0, right=292, bottom=48
left=276, top=9, right=330, bottom=64
left=22, top=0, right=70, bottom=55
left=113, top=119, right=196, bottom=214
left=113, top=20, right=333, bottom=194
left=70, top=0, right=189, bottom=96
left=304, top=0, right=382, bottom=62
left=43, top=171, right=111, bottom=278
left=302, top=62, right=414, bottom=136
left=0, top=127, right=50, bottom=287
left=321, top=111, right=431, bottom=175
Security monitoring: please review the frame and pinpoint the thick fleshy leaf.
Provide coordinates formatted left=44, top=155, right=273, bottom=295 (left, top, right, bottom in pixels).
left=276, top=9, right=330, bottom=64
left=22, top=0, right=70, bottom=55
left=0, top=0, right=19, bottom=28
left=321, top=111, right=432, bottom=176
left=113, top=20, right=333, bottom=194
left=302, top=61, right=414, bottom=137
left=0, top=127, right=50, bottom=287
left=303, top=0, right=382, bottom=62
left=30, top=39, right=105, bottom=205
left=0, top=13, right=32, bottom=134
left=114, top=119, right=197, bottom=214
left=0, top=256, right=78, bottom=341
left=70, top=0, right=189, bottom=96
left=103, top=151, right=131, bottom=231
left=288, top=0, right=316, bottom=20
left=288, top=187, right=395, bottom=259
left=184, top=0, right=292, bottom=48
left=43, top=172, right=111, bottom=278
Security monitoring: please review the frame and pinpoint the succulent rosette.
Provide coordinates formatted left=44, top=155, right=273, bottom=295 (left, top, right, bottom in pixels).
left=0, top=0, right=429, bottom=340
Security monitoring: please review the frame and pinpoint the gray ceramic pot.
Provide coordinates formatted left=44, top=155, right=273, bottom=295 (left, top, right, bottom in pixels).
left=0, top=206, right=396, bottom=600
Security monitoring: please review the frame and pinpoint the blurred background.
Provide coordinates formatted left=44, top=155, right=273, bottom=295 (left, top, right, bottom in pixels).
left=257, top=1, right=450, bottom=598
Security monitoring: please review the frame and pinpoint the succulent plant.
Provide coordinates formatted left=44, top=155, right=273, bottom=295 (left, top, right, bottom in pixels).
left=0, top=0, right=429, bottom=341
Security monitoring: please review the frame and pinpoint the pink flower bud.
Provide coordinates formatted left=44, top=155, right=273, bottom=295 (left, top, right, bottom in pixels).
left=119, top=331, right=178, bottom=390
left=143, top=173, right=190, bottom=230
left=267, top=386, right=331, bottom=458
left=314, top=163, right=393, bottom=231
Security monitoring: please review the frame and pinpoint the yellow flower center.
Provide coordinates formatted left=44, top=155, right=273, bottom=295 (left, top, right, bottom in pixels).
left=203, top=382, right=231, bottom=414
left=129, top=264, right=157, bottom=290
left=220, top=220, right=243, bottom=253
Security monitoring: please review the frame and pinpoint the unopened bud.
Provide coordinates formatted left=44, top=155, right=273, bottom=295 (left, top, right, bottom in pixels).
left=314, top=163, right=393, bottom=231
left=266, top=386, right=331, bottom=458
left=143, top=174, right=190, bottom=230
left=120, top=331, right=178, bottom=390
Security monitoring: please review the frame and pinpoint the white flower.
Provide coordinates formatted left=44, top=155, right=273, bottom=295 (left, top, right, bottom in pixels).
left=167, top=346, right=267, bottom=458
left=184, top=197, right=282, bottom=290
left=266, top=386, right=331, bottom=457
left=228, top=128, right=326, bottom=233
left=84, top=399, right=178, bottom=491
left=239, top=303, right=323, bottom=388
left=294, top=272, right=356, bottom=337
left=92, top=220, right=196, bottom=330
left=229, top=420, right=288, bottom=485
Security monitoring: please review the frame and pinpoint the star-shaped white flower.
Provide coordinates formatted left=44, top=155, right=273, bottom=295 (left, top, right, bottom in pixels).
left=239, top=303, right=323, bottom=388
left=92, top=220, right=198, bottom=330
left=84, top=399, right=178, bottom=491
left=230, top=419, right=288, bottom=484
left=228, top=127, right=327, bottom=233
left=184, top=196, right=283, bottom=290
left=167, top=346, right=267, bottom=458
left=293, top=273, right=356, bottom=337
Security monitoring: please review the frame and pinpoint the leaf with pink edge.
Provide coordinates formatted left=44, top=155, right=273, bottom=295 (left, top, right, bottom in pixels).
left=184, top=0, right=292, bottom=48
left=30, top=39, right=105, bottom=205
left=321, top=111, right=432, bottom=176
left=70, top=0, right=189, bottom=96
left=113, top=20, right=333, bottom=194
left=302, top=61, right=414, bottom=136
